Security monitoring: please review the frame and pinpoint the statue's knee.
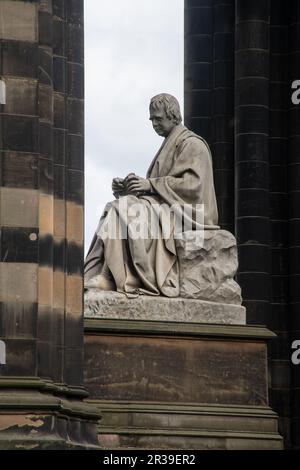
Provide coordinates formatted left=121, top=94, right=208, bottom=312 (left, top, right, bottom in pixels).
left=111, top=195, right=136, bottom=208
left=105, top=201, right=114, bottom=210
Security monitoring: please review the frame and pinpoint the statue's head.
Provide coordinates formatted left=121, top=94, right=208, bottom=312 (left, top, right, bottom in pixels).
left=149, top=93, right=182, bottom=137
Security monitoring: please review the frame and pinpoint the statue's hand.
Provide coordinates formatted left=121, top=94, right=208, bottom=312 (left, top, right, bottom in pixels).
left=112, top=177, right=124, bottom=192
left=126, top=175, right=151, bottom=193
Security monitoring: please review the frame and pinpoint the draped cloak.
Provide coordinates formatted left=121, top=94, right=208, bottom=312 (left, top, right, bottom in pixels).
left=84, top=123, right=219, bottom=297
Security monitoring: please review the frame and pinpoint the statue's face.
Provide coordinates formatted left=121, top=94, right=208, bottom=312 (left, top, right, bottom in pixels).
left=149, top=108, right=176, bottom=137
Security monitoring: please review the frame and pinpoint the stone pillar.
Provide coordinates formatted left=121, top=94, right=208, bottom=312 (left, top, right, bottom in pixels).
left=289, top=0, right=300, bottom=450
left=212, top=0, right=235, bottom=234
left=234, top=0, right=271, bottom=323
left=0, top=0, right=100, bottom=449
left=184, top=0, right=300, bottom=449
left=184, top=0, right=214, bottom=143
left=269, top=0, right=290, bottom=447
left=184, top=0, right=235, bottom=234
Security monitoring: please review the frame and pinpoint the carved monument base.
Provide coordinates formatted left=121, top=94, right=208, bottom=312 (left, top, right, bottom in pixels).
left=0, top=381, right=101, bottom=450
left=84, top=294, right=283, bottom=450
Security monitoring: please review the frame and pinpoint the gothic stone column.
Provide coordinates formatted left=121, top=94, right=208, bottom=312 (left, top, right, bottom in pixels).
left=184, top=0, right=235, bottom=233
left=0, top=0, right=100, bottom=449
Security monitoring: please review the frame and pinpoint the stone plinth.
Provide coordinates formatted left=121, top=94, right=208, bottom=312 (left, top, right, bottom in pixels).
left=84, top=290, right=246, bottom=325
left=84, top=318, right=283, bottom=450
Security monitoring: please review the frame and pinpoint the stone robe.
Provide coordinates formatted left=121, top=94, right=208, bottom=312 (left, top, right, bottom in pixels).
left=84, top=123, right=219, bottom=297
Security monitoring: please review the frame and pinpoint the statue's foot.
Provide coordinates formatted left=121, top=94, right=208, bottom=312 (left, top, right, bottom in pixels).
left=85, top=274, right=116, bottom=291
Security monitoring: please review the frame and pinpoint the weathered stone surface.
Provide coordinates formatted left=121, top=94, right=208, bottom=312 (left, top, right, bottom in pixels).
left=0, top=263, right=37, bottom=303
left=3, top=78, right=37, bottom=115
left=84, top=320, right=283, bottom=450
left=84, top=290, right=246, bottom=324
left=176, top=230, right=242, bottom=305
left=0, top=187, right=39, bottom=228
left=0, top=1, right=38, bottom=42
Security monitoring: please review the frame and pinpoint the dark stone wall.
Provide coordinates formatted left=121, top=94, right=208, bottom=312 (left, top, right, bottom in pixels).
left=289, top=0, right=300, bottom=449
left=184, top=0, right=300, bottom=449
left=185, top=0, right=235, bottom=234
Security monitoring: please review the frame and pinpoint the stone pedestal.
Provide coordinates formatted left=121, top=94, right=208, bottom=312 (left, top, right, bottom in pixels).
left=84, top=293, right=283, bottom=450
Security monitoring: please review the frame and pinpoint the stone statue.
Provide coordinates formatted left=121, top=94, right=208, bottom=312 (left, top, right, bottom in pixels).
left=85, top=93, right=241, bottom=304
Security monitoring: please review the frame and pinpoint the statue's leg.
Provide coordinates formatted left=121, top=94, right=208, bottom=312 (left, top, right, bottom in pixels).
left=84, top=202, right=116, bottom=289
left=85, top=196, right=178, bottom=296
left=84, top=233, right=104, bottom=282
left=99, top=196, right=150, bottom=295
left=85, top=259, right=116, bottom=290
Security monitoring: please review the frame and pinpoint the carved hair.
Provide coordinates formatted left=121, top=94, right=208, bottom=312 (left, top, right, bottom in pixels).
left=150, top=93, right=182, bottom=125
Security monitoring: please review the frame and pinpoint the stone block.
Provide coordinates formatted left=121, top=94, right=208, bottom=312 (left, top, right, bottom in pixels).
left=0, top=302, right=37, bottom=339
left=67, top=98, right=83, bottom=135
left=39, top=158, right=53, bottom=195
left=1, top=115, right=39, bottom=152
left=0, top=262, right=37, bottom=304
left=67, top=134, right=84, bottom=170
left=0, top=1, right=38, bottom=42
left=54, top=199, right=66, bottom=238
left=39, top=193, right=53, bottom=234
left=53, top=92, right=66, bottom=128
left=38, top=47, right=53, bottom=85
left=53, top=129, right=66, bottom=165
left=67, top=242, right=84, bottom=275
left=53, top=56, right=66, bottom=93
left=66, top=201, right=83, bottom=242
left=84, top=290, right=246, bottom=325
left=67, top=24, right=84, bottom=64
left=66, top=169, right=84, bottom=205
left=2, top=152, right=38, bottom=190
left=68, top=62, right=84, bottom=99
left=0, top=187, right=38, bottom=228
left=0, top=339, right=36, bottom=376
left=53, top=17, right=65, bottom=56
left=54, top=164, right=65, bottom=198
left=38, top=11, right=53, bottom=47
left=176, top=229, right=242, bottom=304
left=66, top=275, right=83, bottom=314
left=39, top=122, right=52, bottom=158
left=1, top=227, right=38, bottom=264
left=3, top=78, right=37, bottom=116
left=38, top=84, right=53, bottom=123
left=38, top=267, right=53, bottom=307
left=1, top=41, right=38, bottom=78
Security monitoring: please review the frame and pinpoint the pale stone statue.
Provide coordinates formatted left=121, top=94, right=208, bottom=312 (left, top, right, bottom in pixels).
left=85, top=93, right=241, bottom=304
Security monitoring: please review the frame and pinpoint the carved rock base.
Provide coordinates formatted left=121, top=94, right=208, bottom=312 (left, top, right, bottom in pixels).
left=176, top=230, right=242, bottom=305
left=84, top=290, right=246, bottom=324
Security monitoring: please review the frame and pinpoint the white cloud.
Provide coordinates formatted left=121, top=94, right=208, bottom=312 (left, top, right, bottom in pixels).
left=84, top=0, right=184, bottom=252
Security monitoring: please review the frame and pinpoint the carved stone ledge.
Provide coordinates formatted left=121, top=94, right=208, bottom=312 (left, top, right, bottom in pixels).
left=84, top=290, right=246, bottom=325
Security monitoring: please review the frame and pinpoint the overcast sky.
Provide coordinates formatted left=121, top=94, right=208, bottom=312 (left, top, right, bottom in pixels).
left=84, top=0, right=184, bottom=252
